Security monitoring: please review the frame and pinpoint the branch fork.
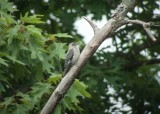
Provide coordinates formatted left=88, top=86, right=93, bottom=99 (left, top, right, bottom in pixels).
left=127, top=19, right=157, bottom=42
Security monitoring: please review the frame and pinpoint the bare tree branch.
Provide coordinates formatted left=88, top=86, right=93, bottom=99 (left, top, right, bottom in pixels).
left=40, top=1, right=139, bottom=114
left=127, top=20, right=157, bottom=41
left=83, top=17, right=99, bottom=34
left=144, top=27, right=157, bottom=41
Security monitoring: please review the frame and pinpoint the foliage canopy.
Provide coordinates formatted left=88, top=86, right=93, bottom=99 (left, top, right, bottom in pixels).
left=0, top=0, right=90, bottom=114
left=0, top=0, right=160, bottom=114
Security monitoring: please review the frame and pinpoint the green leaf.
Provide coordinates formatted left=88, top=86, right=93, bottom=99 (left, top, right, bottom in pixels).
left=18, top=93, right=35, bottom=110
left=0, top=0, right=17, bottom=12
left=48, top=74, right=62, bottom=85
left=0, top=11, right=16, bottom=26
left=66, top=79, right=91, bottom=105
left=47, top=34, right=57, bottom=42
left=62, top=79, right=91, bottom=111
left=26, top=25, right=43, bottom=38
left=34, top=62, right=43, bottom=81
left=20, top=12, right=44, bottom=24
left=2, top=97, right=13, bottom=107
left=29, top=82, right=52, bottom=102
left=62, top=97, right=76, bottom=111
left=50, top=43, right=66, bottom=59
left=0, top=72, right=9, bottom=92
left=74, top=79, right=91, bottom=98
left=12, top=104, right=28, bottom=114
left=0, top=108, right=7, bottom=114
left=28, top=37, right=44, bottom=61
left=54, top=33, right=73, bottom=38
left=7, top=25, right=21, bottom=45
left=42, top=57, right=55, bottom=73
left=0, top=57, right=8, bottom=66
left=107, top=76, right=123, bottom=90
left=53, top=104, right=62, bottom=114
left=0, top=83, right=5, bottom=92
left=6, top=55, right=25, bottom=65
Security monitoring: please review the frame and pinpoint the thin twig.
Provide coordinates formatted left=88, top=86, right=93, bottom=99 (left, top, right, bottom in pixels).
left=143, top=27, right=157, bottom=42
left=127, top=20, right=157, bottom=42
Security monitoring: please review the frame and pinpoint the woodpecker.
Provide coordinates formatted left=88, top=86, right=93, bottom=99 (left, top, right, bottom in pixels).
left=63, top=43, right=80, bottom=76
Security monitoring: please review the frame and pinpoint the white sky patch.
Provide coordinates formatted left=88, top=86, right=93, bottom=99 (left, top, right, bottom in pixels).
left=43, top=0, right=49, bottom=3
left=155, top=71, right=160, bottom=85
left=12, top=5, right=17, bottom=9
left=49, top=13, right=60, bottom=22
left=30, top=9, right=35, bottom=14
left=153, top=9, right=160, bottom=14
left=134, top=6, right=143, bottom=13
left=46, top=19, right=51, bottom=24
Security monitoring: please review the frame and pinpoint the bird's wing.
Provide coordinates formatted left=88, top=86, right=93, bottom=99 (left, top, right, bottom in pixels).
left=64, top=49, right=74, bottom=75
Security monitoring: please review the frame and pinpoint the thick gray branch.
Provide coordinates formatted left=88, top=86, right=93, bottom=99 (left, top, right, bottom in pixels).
left=40, top=0, right=137, bottom=114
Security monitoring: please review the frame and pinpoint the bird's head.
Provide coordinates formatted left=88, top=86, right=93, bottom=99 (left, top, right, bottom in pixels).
left=69, top=42, right=78, bottom=48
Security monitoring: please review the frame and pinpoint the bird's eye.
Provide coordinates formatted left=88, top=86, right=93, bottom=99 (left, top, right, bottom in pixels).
left=72, top=43, right=75, bottom=46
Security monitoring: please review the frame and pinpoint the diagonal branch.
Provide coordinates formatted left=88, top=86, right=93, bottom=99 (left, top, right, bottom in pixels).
left=143, top=27, right=156, bottom=41
left=40, top=1, right=139, bottom=114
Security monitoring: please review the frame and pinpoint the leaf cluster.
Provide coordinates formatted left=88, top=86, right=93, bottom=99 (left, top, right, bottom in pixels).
left=0, top=0, right=90, bottom=113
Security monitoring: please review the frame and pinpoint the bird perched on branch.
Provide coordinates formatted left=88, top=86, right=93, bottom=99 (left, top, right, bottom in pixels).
left=63, top=43, right=80, bottom=76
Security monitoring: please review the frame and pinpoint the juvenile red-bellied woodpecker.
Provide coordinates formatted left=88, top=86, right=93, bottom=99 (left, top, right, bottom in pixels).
left=63, top=43, right=80, bottom=76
